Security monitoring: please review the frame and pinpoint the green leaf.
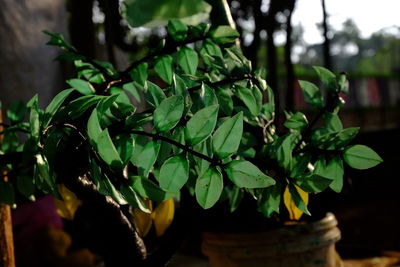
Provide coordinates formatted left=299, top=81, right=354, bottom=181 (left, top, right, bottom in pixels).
left=212, top=112, right=243, bottom=159
left=67, top=95, right=104, bottom=119
left=145, top=81, right=166, bottom=108
left=313, top=66, right=337, bottom=93
left=195, top=167, right=223, bottom=209
left=43, top=89, right=75, bottom=127
left=34, top=154, right=55, bottom=192
left=132, top=140, right=161, bottom=177
left=294, top=174, right=332, bottom=193
left=0, top=181, right=15, bottom=205
left=67, top=78, right=95, bottom=95
left=114, top=134, right=135, bottom=165
left=120, top=185, right=151, bottom=213
left=229, top=185, right=244, bottom=212
left=298, top=80, right=323, bottom=109
left=327, top=156, right=345, bottom=193
left=154, top=55, right=173, bottom=84
left=284, top=112, right=308, bottom=131
left=235, top=85, right=259, bottom=116
left=89, top=160, right=126, bottom=204
left=43, top=30, right=76, bottom=52
left=258, top=183, right=281, bottom=217
left=29, top=104, right=40, bottom=144
left=209, top=26, right=239, bottom=44
left=343, top=145, right=383, bottom=170
left=130, top=62, right=148, bottom=87
left=97, top=129, right=124, bottom=170
left=185, top=105, right=219, bottom=146
left=288, top=183, right=311, bottom=215
left=154, top=95, right=184, bottom=132
left=16, top=175, right=35, bottom=201
left=122, top=0, right=211, bottom=28
left=87, top=109, right=102, bottom=146
left=7, top=100, right=27, bottom=123
left=324, top=112, right=343, bottom=132
left=129, top=175, right=177, bottom=202
left=167, top=19, right=188, bottom=41
left=226, top=160, right=275, bottom=188
left=177, top=47, right=198, bottom=75
left=338, top=73, right=349, bottom=94
left=159, top=155, right=189, bottom=192
left=277, top=134, right=298, bottom=171
left=215, top=87, right=233, bottom=116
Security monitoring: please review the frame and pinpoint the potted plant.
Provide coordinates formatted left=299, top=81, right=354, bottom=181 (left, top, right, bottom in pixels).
left=0, top=19, right=382, bottom=267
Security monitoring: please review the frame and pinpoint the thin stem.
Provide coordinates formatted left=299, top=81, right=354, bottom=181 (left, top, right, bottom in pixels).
left=130, top=130, right=221, bottom=166
left=187, top=74, right=257, bottom=91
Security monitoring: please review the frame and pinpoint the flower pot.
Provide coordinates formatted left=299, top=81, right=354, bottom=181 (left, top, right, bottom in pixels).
left=202, top=213, right=342, bottom=267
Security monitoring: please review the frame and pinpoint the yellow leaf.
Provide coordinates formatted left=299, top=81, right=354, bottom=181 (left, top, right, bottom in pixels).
left=54, top=184, right=80, bottom=220
left=133, top=199, right=153, bottom=237
left=152, top=199, right=175, bottom=237
left=283, top=185, right=309, bottom=220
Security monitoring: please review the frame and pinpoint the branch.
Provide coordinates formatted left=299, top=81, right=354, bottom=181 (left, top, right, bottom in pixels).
left=130, top=130, right=221, bottom=167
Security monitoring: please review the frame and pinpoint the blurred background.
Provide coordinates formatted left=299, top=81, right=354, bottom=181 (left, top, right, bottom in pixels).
left=1, top=0, right=400, bottom=264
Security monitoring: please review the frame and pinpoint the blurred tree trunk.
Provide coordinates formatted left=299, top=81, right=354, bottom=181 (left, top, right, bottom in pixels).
left=284, top=2, right=296, bottom=111
left=266, top=15, right=279, bottom=111
left=0, top=0, right=68, bottom=108
left=68, top=0, right=96, bottom=58
left=246, top=0, right=263, bottom=66
left=0, top=111, right=15, bottom=267
left=0, top=205, right=14, bottom=267
left=321, top=0, right=332, bottom=69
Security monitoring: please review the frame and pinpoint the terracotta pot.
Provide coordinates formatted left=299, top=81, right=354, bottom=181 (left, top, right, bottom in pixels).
left=202, top=213, right=342, bottom=267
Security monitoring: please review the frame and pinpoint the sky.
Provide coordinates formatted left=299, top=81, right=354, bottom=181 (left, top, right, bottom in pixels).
left=291, top=0, right=400, bottom=44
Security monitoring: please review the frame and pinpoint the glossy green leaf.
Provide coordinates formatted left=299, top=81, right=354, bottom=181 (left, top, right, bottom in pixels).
left=159, top=155, right=189, bottom=192
left=34, top=153, right=55, bottom=191
left=87, top=109, right=102, bottom=147
left=215, top=87, right=233, bottom=115
left=67, top=95, right=104, bottom=119
left=16, top=175, right=35, bottom=201
left=120, top=185, right=151, bottom=213
left=298, top=80, right=323, bottom=109
left=67, top=78, right=95, bottom=95
left=338, top=73, right=349, bottom=94
left=97, top=129, right=124, bottom=170
left=177, top=47, right=198, bottom=75
left=294, top=174, right=332, bottom=193
left=154, top=55, right=173, bottom=84
left=324, top=112, right=343, bottom=132
left=327, top=156, right=345, bottom=193
left=43, top=30, right=76, bottom=52
left=154, top=95, right=184, bottom=132
left=195, top=167, right=223, bottom=209
left=226, top=160, right=275, bottom=188
left=167, top=19, right=188, bottom=41
left=130, top=62, right=148, bottom=87
left=313, top=66, right=337, bottom=93
left=212, top=112, right=243, bottom=159
left=43, top=89, right=75, bottom=127
left=114, top=134, right=135, bottom=165
left=284, top=112, right=308, bottom=131
left=133, top=140, right=161, bottom=177
left=145, top=81, right=166, bottom=108
left=235, top=85, right=259, bottom=116
left=129, top=175, right=177, bottom=202
left=7, top=100, right=27, bottom=123
left=209, top=26, right=239, bottom=44
left=229, top=185, right=244, bottom=212
left=185, top=105, right=219, bottom=146
left=258, top=183, right=281, bottom=217
left=343, top=145, right=383, bottom=170
left=288, top=183, right=311, bottom=215
left=122, top=0, right=211, bottom=28
left=29, top=105, right=40, bottom=144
